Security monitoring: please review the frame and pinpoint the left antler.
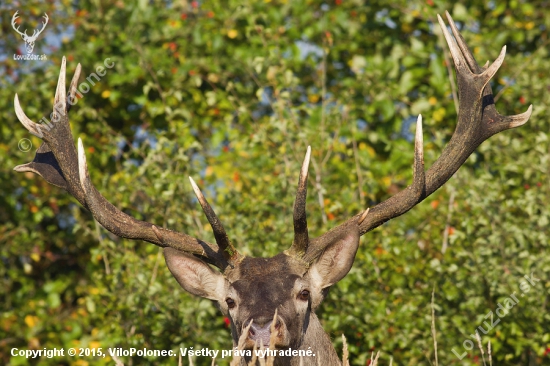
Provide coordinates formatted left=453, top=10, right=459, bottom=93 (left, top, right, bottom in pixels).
left=14, top=57, right=240, bottom=271
left=30, top=13, right=49, bottom=39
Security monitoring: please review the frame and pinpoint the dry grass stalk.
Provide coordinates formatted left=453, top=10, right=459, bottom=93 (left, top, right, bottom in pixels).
left=487, top=339, right=493, bottom=366
left=230, top=320, right=253, bottom=366
left=341, top=334, right=350, bottom=366
left=369, top=350, right=380, bottom=366
left=475, top=332, right=487, bottom=366
left=250, top=340, right=259, bottom=365
left=266, top=309, right=279, bottom=366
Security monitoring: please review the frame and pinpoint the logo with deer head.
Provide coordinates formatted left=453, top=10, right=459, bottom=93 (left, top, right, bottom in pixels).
left=11, top=11, right=49, bottom=54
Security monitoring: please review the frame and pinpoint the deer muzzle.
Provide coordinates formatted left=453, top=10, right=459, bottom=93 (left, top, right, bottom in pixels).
left=245, top=317, right=286, bottom=348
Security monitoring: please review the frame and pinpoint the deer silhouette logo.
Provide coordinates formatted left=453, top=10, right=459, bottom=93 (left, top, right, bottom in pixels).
left=11, top=11, right=49, bottom=54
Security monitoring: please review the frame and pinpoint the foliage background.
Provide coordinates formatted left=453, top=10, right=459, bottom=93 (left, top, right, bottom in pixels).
left=1, top=0, right=549, bottom=365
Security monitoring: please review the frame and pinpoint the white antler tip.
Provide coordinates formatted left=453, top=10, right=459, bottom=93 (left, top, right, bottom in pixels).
left=304, top=145, right=311, bottom=163
left=188, top=176, right=207, bottom=203
left=299, top=146, right=312, bottom=183
left=358, top=208, right=370, bottom=224
left=416, top=114, right=423, bottom=135
left=77, top=137, right=89, bottom=189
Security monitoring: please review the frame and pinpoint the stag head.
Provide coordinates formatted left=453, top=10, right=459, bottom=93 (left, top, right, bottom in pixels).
left=13, top=12, right=532, bottom=366
left=11, top=11, right=49, bottom=54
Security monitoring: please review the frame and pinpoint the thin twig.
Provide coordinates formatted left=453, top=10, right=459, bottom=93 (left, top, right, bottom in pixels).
left=310, top=158, right=327, bottom=224
left=112, top=354, right=124, bottom=366
left=352, top=127, right=365, bottom=202
left=441, top=188, right=456, bottom=254
left=135, top=43, right=167, bottom=107
left=494, top=38, right=550, bottom=102
left=321, top=107, right=345, bottom=167
left=94, top=219, right=111, bottom=275
left=320, top=45, right=327, bottom=158
left=431, top=288, right=439, bottom=366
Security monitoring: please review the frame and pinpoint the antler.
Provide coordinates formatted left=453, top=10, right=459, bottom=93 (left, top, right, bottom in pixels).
left=188, top=176, right=242, bottom=266
left=13, top=56, right=237, bottom=271
left=287, top=146, right=311, bottom=257
left=11, top=11, right=27, bottom=38
left=302, top=11, right=532, bottom=263
left=30, top=13, right=49, bottom=40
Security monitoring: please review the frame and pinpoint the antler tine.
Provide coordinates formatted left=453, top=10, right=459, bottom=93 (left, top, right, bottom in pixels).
left=288, top=146, right=311, bottom=257
left=53, top=56, right=67, bottom=121
left=189, top=176, right=240, bottom=264
left=67, top=63, right=81, bottom=112
left=485, top=103, right=533, bottom=137
left=479, top=46, right=506, bottom=92
left=436, top=14, right=468, bottom=73
left=14, top=94, right=45, bottom=138
left=444, top=11, right=480, bottom=73
left=499, top=104, right=533, bottom=129
left=413, top=115, right=425, bottom=190
left=305, top=12, right=533, bottom=260
left=358, top=208, right=369, bottom=225
left=444, top=10, right=508, bottom=90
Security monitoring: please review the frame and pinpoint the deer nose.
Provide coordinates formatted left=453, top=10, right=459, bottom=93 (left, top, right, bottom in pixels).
left=247, top=319, right=282, bottom=346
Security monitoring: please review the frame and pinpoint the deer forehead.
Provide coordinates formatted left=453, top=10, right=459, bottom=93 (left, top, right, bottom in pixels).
left=225, top=253, right=309, bottom=292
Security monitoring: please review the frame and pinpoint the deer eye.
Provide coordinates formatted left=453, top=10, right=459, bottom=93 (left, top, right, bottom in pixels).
left=226, top=298, right=236, bottom=309
left=298, top=290, right=310, bottom=301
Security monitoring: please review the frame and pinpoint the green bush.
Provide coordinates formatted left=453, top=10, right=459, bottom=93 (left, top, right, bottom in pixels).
left=1, top=1, right=548, bottom=365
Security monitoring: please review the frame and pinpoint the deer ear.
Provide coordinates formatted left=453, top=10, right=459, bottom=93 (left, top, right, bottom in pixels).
left=308, top=227, right=360, bottom=290
left=164, top=248, right=226, bottom=302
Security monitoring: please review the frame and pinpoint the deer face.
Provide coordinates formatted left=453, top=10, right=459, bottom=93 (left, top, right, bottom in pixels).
left=164, top=229, right=359, bottom=350
left=22, top=35, right=37, bottom=54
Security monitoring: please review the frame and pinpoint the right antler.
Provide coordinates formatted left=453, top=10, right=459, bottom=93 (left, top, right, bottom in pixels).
left=301, top=11, right=532, bottom=263
left=14, top=57, right=240, bottom=270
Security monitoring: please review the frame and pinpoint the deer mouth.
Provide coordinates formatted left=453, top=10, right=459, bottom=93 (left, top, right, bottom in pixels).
left=242, top=317, right=289, bottom=349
